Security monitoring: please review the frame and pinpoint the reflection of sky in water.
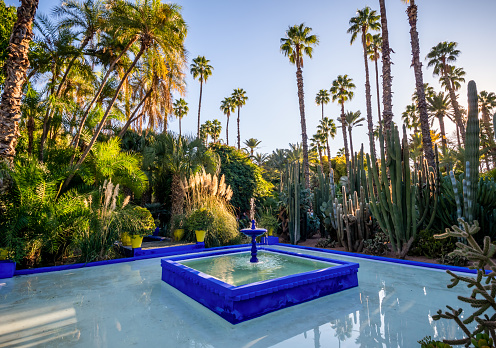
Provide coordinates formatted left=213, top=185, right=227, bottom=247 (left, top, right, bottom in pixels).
left=0, top=246, right=474, bottom=347
left=180, top=251, right=336, bottom=286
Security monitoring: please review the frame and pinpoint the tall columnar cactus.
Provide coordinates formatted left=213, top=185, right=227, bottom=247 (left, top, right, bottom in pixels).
left=413, top=151, right=440, bottom=231
left=314, top=166, right=330, bottom=237
left=449, top=80, right=480, bottom=224
left=367, top=124, right=418, bottom=258
left=348, top=144, right=369, bottom=200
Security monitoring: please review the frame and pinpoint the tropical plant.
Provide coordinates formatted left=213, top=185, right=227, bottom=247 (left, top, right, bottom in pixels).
left=244, top=138, right=261, bottom=157
left=190, top=55, right=213, bottom=137
left=172, top=98, right=188, bottom=137
left=330, top=74, right=355, bottom=172
left=426, top=41, right=466, bottom=143
left=426, top=91, right=451, bottom=153
left=402, top=103, right=420, bottom=133
left=280, top=23, right=319, bottom=189
left=0, top=1, right=17, bottom=85
left=315, top=89, right=330, bottom=120
left=231, top=88, right=248, bottom=150
left=403, top=0, right=435, bottom=167
left=317, top=116, right=337, bottom=173
left=209, top=119, right=222, bottom=143
left=479, top=90, right=496, bottom=167
left=343, top=110, right=365, bottom=159
left=347, top=6, right=380, bottom=156
left=220, top=96, right=235, bottom=146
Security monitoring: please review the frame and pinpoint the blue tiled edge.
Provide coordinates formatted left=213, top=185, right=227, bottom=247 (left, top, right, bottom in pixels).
left=276, top=243, right=480, bottom=274
left=161, top=248, right=359, bottom=324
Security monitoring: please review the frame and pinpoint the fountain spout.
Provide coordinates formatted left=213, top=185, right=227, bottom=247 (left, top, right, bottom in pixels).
left=240, top=220, right=267, bottom=263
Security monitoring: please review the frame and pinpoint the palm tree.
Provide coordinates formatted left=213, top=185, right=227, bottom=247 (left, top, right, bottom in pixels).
left=330, top=74, right=355, bottom=172
left=378, top=0, right=393, bottom=135
left=231, top=88, right=248, bottom=150
left=142, top=134, right=215, bottom=220
left=404, top=0, right=435, bottom=167
left=310, top=133, right=324, bottom=165
left=347, top=7, right=380, bottom=156
left=244, top=138, right=261, bottom=157
left=426, top=41, right=465, bottom=143
left=220, top=96, right=235, bottom=146
left=209, top=119, right=222, bottom=143
left=368, top=33, right=382, bottom=125
left=280, top=23, right=319, bottom=189
left=315, top=89, right=330, bottom=120
left=426, top=91, right=451, bottom=153
left=173, top=98, right=188, bottom=137
left=402, top=104, right=420, bottom=133
left=253, top=153, right=269, bottom=167
left=479, top=91, right=496, bottom=143
left=0, top=0, right=39, bottom=163
left=53, top=0, right=105, bottom=95
left=344, top=110, right=365, bottom=159
left=190, top=55, right=213, bottom=137
left=317, top=116, right=337, bottom=173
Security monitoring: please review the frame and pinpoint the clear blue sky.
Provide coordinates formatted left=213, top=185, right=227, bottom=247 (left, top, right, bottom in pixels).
left=8, top=0, right=496, bottom=155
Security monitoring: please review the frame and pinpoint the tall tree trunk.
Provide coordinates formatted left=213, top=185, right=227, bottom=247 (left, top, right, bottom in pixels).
left=179, top=117, right=182, bottom=137
left=71, top=36, right=138, bottom=149
left=361, top=28, right=376, bottom=157
left=438, top=115, right=447, bottom=154
left=0, top=0, right=38, bottom=163
left=27, top=114, right=34, bottom=155
left=326, top=139, right=332, bottom=174
left=348, top=127, right=354, bottom=160
left=170, top=173, right=185, bottom=218
left=63, top=46, right=145, bottom=190
left=39, top=74, right=55, bottom=161
left=321, top=103, right=324, bottom=120
left=407, top=1, right=435, bottom=168
left=226, top=113, right=229, bottom=146
left=118, top=86, right=153, bottom=137
left=296, top=67, right=310, bottom=189
left=317, top=144, right=323, bottom=166
left=197, top=80, right=202, bottom=137
left=374, top=52, right=381, bottom=125
left=456, top=123, right=461, bottom=149
left=237, top=106, right=240, bottom=150
left=379, top=0, right=393, bottom=136
left=444, top=73, right=466, bottom=143
left=340, top=103, right=350, bottom=173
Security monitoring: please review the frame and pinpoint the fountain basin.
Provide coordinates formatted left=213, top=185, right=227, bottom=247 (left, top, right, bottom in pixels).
left=161, top=247, right=359, bottom=324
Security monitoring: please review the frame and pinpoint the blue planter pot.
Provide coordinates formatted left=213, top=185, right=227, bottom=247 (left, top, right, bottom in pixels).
left=0, top=260, right=16, bottom=279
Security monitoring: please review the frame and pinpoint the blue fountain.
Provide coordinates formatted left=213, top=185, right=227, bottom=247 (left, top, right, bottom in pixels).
left=240, top=220, right=267, bottom=263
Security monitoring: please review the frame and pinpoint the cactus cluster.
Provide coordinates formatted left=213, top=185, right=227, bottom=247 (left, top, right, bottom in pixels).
left=367, top=124, right=423, bottom=258
left=348, top=144, right=369, bottom=200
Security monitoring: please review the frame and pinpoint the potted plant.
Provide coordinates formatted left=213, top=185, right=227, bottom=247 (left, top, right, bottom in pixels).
left=0, top=248, right=16, bottom=279
left=172, top=214, right=186, bottom=242
left=123, top=206, right=155, bottom=249
left=187, top=208, right=214, bottom=243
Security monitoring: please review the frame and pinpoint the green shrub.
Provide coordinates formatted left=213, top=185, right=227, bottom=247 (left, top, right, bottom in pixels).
left=186, top=208, right=215, bottom=232
left=410, top=230, right=457, bottom=259
left=363, top=231, right=390, bottom=256
left=258, top=213, right=278, bottom=232
left=418, top=336, right=452, bottom=348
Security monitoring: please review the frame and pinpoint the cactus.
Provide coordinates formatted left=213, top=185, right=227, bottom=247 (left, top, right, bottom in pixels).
left=338, top=185, right=371, bottom=251
left=280, top=161, right=311, bottom=244
left=348, top=144, right=369, bottom=200
left=314, top=166, right=334, bottom=238
left=367, top=123, right=419, bottom=258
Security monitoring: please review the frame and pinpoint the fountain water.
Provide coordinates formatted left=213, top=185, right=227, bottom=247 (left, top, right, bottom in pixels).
left=240, top=220, right=267, bottom=263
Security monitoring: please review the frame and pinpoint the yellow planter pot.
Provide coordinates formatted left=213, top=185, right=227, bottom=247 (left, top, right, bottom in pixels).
left=174, top=229, right=185, bottom=242
left=268, top=228, right=274, bottom=236
left=131, top=235, right=143, bottom=249
left=195, top=230, right=206, bottom=243
left=121, top=233, right=132, bottom=246
left=0, top=248, right=8, bottom=261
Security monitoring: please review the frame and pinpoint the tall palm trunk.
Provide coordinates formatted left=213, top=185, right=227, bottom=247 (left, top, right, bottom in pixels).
left=437, top=114, right=447, bottom=153
left=373, top=49, right=381, bottom=125
left=197, top=79, right=203, bottom=137
left=296, top=67, right=310, bottom=189
left=340, top=103, right=350, bottom=171
left=57, top=34, right=92, bottom=96
left=321, top=103, right=324, bottom=120
left=455, top=124, right=461, bottom=148
left=0, top=0, right=39, bottom=163
left=226, top=113, right=229, bottom=146
left=348, top=126, right=355, bottom=160
left=379, top=0, right=393, bottom=136
left=118, top=86, right=153, bottom=137
left=443, top=72, right=466, bottom=143
left=170, top=173, right=185, bottom=217
left=179, top=117, right=182, bottom=137
left=361, top=28, right=375, bottom=157
left=481, top=108, right=496, bottom=164
left=326, top=139, right=332, bottom=174
left=237, top=106, right=241, bottom=150
left=71, top=36, right=138, bottom=149
left=39, top=75, right=55, bottom=160
left=407, top=1, right=435, bottom=168
left=317, top=144, right=323, bottom=166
